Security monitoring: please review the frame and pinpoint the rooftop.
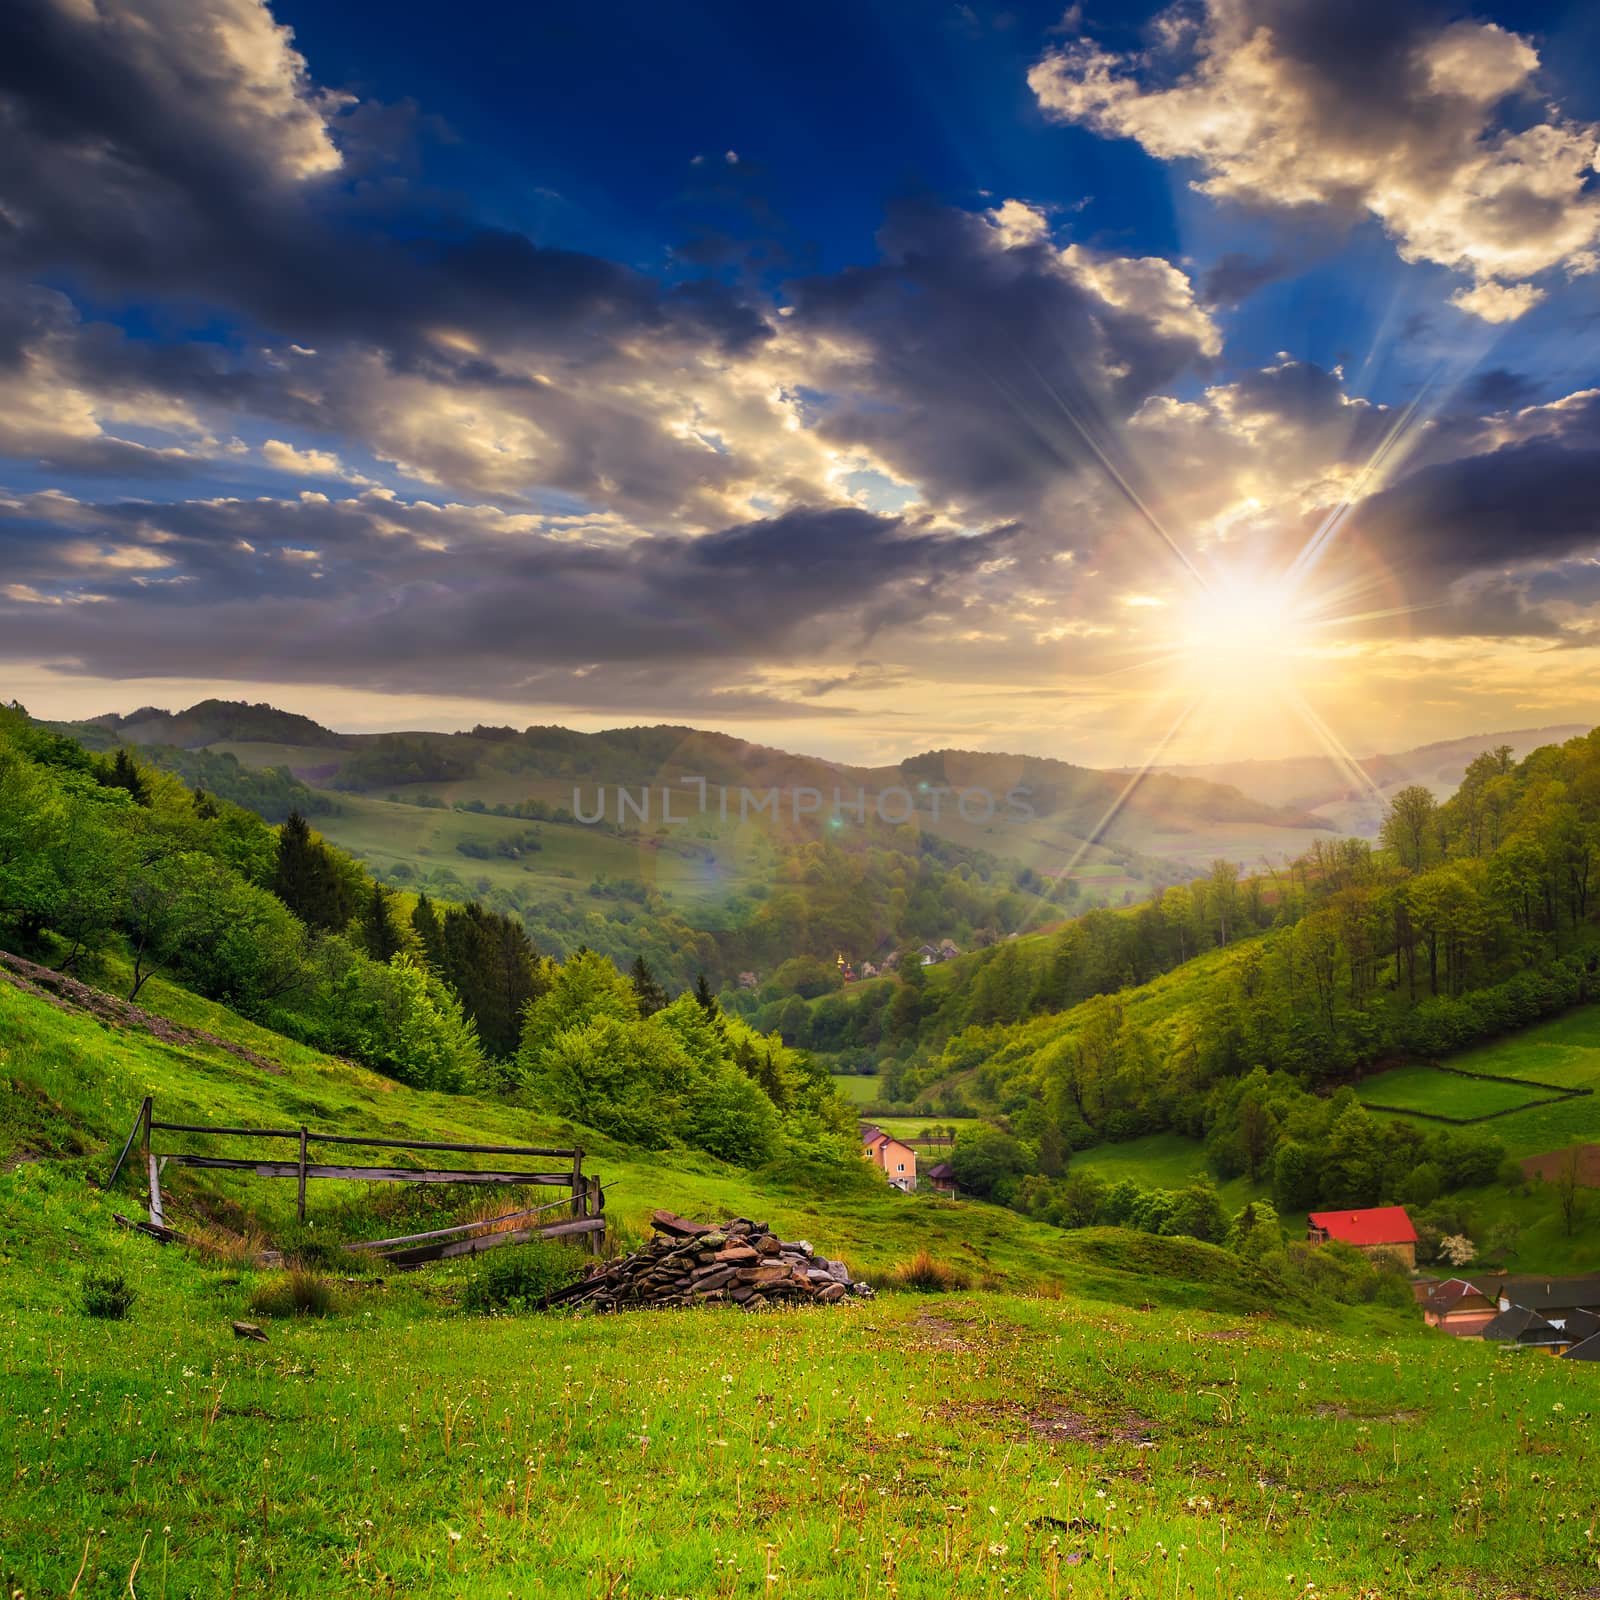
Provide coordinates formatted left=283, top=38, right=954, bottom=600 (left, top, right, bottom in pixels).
left=1307, top=1206, right=1418, bottom=1246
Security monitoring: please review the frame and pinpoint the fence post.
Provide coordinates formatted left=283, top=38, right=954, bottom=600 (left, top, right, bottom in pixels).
left=107, top=1095, right=152, bottom=1190
left=297, top=1126, right=309, bottom=1222
left=588, top=1173, right=604, bottom=1254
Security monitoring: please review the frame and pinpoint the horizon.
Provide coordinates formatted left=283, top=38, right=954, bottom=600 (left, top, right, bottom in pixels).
left=4, top=0, right=1600, bottom=769
left=20, top=687, right=1594, bottom=777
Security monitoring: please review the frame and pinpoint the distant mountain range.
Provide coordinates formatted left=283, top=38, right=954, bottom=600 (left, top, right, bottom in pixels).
left=1155, top=725, right=1591, bottom=840
left=59, top=700, right=1592, bottom=900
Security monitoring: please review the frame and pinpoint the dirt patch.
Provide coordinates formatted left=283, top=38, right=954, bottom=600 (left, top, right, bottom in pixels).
left=907, top=1309, right=983, bottom=1352
left=0, top=949, right=285, bottom=1076
left=1313, top=1403, right=1420, bottom=1423
left=1521, top=1145, right=1600, bottom=1187
left=944, top=1395, right=1157, bottom=1448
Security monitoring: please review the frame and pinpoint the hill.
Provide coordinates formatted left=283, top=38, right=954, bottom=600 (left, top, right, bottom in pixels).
left=1161, top=724, right=1589, bottom=838
left=51, top=700, right=1340, bottom=947
left=1, top=970, right=1594, bottom=1599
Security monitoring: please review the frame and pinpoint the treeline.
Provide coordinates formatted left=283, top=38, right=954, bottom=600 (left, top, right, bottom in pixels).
left=779, top=731, right=1600, bottom=1210
left=0, top=707, right=856, bottom=1173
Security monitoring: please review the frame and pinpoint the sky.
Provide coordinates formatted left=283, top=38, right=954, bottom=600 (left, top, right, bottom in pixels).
left=3, top=0, right=1600, bottom=769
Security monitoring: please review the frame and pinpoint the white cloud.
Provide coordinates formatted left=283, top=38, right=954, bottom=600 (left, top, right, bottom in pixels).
left=1028, top=0, right=1600, bottom=320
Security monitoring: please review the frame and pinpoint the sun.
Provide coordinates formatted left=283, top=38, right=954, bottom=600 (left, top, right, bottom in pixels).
left=1175, top=571, right=1312, bottom=683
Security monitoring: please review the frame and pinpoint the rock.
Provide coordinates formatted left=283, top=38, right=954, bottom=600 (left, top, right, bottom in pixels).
left=569, top=1212, right=872, bottom=1315
left=231, top=1320, right=268, bottom=1342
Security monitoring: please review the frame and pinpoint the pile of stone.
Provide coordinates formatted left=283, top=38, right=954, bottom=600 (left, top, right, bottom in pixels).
left=548, top=1209, right=873, bottom=1313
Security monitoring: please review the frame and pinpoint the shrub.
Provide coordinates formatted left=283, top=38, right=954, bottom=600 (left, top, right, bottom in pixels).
left=250, top=1270, right=338, bottom=1318
left=80, top=1269, right=136, bottom=1320
left=462, top=1242, right=587, bottom=1313
left=887, top=1249, right=971, bottom=1294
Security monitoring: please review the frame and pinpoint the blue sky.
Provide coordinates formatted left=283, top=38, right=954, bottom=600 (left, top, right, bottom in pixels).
left=2, top=0, right=1600, bottom=763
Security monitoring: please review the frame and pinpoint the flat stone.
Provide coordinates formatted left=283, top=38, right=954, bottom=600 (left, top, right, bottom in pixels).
left=715, top=1245, right=759, bottom=1264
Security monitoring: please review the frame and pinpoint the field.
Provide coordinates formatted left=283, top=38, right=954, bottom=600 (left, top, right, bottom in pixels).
left=1066, top=1133, right=1263, bottom=1214
left=5, top=972, right=1600, bottom=1594
left=1365, top=1006, right=1600, bottom=1158
left=314, top=790, right=760, bottom=911
left=1357, top=1062, right=1552, bottom=1120
left=8, top=1246, right=1600, bottom=1599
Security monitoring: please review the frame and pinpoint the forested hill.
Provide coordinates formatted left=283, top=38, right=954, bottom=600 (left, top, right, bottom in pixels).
left=56, top=698, right=1326, bottom=835
left=739, top=727, right=1600, bottom=1235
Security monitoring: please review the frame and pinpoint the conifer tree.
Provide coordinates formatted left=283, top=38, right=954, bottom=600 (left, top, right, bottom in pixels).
left=693, top=971, right=718, bottom=1014
left=272, top=810, right=356, bottom=931
left=411, top=892, right=445, bottom=969
left=102, top=746, right=150, bottom=804
left=360, top=881, right=405, bottom=962
left=630, top=954, right=668, bottom=1016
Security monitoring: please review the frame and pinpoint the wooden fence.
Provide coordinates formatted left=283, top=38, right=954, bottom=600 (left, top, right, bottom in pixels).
left=107, top=1097, right=606, bottom=1265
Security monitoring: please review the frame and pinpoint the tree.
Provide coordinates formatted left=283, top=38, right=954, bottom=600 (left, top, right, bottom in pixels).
left=694, top=971, right=718, bottom=1014
left=359, top=881, right=405, bottom=963
left=100, top=747, right=150, bottom=805
left=1439, top=1234, right=1477, bottom=1268
left=411, top=892, right=445, bottom=969
left=1554, top=1146, right=1587, bottom=1238
left=123, top=848, right=209, bottom=1001
left=1381, top=785, right=1439, bottom=873
left=273, top=811, right=356, bottom=932
left=630, top=955, right=669, bottom=1017
left=440, top=902, right=545, bottom=1059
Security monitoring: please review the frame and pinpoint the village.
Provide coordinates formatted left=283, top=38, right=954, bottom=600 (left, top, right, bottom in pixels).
left=859, top=1126, right=1600, bottom=1362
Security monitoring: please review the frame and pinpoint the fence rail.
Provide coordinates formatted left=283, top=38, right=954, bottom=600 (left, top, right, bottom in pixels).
left=108, top=1098, right=606, bottom=1263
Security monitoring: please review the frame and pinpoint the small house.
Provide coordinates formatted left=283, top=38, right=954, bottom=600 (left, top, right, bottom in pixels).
left=1487, top=1275, right=1600, bottom=1331
left=1306, top=1206, right=1417, bottom=1268
left=861, top=1125, right=917, bottom=1192
left=925, top=1159, right=957, bottom=1196
left=1479, top=1305, right=1565, bottom=1351
left=1416, top=1277, right=1498, bottom=1337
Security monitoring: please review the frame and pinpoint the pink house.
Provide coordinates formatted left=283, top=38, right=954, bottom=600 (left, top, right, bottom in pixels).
left=860, top=1125, right=917, bottom=1192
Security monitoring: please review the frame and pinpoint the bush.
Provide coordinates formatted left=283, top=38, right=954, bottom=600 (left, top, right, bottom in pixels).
left=462, top=1242, right=587, bottom=1313
left=887, top=1249, right=971, bottom=1293
left=250, top=1270, right=338, bottom=1319
left=80, top=1269, right=136, bottom=1320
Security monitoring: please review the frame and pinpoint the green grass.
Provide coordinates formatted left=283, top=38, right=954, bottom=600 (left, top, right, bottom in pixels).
left=314, top=789, right=757, bottom=910
left=1066, top=1133, right=1261, bottom=1213
left=3, top=1205, right=1596, bottom=1598
left=5, top=976, right=1600, bottom=1596
left=829, top=1073, right=881, bottom=1106
left=1357, top=1062, right=1552, bottom=1120
left=1366, top=1005, right=1600, bottom=1158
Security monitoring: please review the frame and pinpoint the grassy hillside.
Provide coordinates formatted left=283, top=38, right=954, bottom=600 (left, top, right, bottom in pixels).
left=64, top=699, right=1344, bottom=916
left=4, top=974, right=1598, bottom=1597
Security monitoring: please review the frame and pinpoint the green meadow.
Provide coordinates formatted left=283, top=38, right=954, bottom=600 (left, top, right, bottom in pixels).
left=1364, top=1008, right=1600, bottom=1158
left=1357, top=1062, right=1551, bottom=1119
left=4, top=970, right=1600, bottom=1595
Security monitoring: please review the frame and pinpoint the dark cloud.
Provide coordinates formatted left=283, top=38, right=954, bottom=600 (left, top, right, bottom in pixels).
left=0, top=492, right=1013, bottom=698
left=788, top=201, right=1217, bottom=523
left=1462, top=367, right=1540, bottom=413
left=1199, top=251, right=1293, bottom=306
left=1351, top=400, right=1600, bottom=585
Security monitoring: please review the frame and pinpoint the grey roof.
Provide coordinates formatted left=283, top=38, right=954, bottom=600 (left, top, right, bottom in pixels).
left=1562, top=1332, right=1600, bottom=1362
left=1563, top=1306, right=1600, bottom=1342
left=1480, top=1305, right=1562, bottom=1343
left=1490, top=1275, right=1600, bottom=1314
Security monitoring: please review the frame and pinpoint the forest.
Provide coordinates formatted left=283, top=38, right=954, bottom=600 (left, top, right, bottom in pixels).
left=753, top=731, right=1600, bottom=1230
left=0, top=705, right=855, bottom=1177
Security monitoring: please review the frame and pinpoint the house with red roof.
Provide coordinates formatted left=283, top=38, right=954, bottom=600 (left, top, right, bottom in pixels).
left=1306, top=1205, right=1418, bottom=1268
